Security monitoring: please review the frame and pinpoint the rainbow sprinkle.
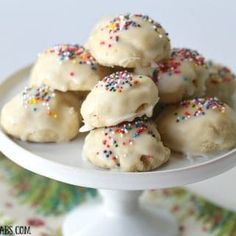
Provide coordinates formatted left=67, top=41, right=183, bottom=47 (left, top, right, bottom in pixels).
left=152, top=48, right=206, bottom=85
left=104, top=14, right=141, bottom=34
left=174, top=97, right=225, bottom=123
left=171, top=48, right=205, bottom=66
left=208, top=61, right=235, bottom=84
left=133, top=14, right=164, bottom=33
left=100, top=13, right=168, bottom=48
left=96, top=118, right=156, bottom=165
left=96, top=71, right=140, bottom=92
left=22, top=85, right=57, bottom=118
left=47, top=44, right=97, bottom=70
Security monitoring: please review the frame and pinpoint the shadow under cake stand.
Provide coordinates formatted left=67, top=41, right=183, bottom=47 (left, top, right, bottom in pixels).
left=1, top=66, right=236, bottom=236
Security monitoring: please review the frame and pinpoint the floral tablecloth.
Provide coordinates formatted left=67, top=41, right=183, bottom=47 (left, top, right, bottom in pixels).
left=0, top=153, right=235, bottom=236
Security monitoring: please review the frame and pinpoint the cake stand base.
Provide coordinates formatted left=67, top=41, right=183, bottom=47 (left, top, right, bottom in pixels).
left=63, top=190, right=178, bottom=236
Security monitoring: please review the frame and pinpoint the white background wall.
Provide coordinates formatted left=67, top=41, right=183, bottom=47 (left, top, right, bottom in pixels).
left=0, top=0, right=236, bottom=79
left=0, top=0, right=236, bottom=210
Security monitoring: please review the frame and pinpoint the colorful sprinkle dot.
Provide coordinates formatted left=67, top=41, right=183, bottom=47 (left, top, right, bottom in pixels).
left=96, top=71, right=140, bottom=92
left=22, top=85, right=57, bottom=118
left=46, top=44, right=97, bottom=70
left=100, top=13, right=168, bottom=48
left=133, top=14, right=164, bottom=33
left=104, top=14, right=141, bottom=34
left=152, top=48, right=206, bottom=85
left=171, top=48, right=205, bottom=66
left=97, top=118, right=156, bottom=163
left=174, top=97, right=225, bottom=122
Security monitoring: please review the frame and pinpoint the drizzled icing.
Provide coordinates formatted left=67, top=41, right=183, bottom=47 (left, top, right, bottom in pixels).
left=174, top=97, right=225, bottom=123
left=22, top=85, right=57, bottom=118
left=45, top=44, right=97, bottom=70
left=207, top=61, right=235, bottom=84
left=100, top=13, right=168, bottom=48
left=96, top=118, right=156, bottom=164
left=96, top=71, right=141, bottom=92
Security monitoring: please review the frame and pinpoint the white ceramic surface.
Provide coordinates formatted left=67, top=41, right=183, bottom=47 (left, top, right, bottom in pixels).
left=63, top=190, right=178, bottom=236
left=1, top=66, right=236, bottom=236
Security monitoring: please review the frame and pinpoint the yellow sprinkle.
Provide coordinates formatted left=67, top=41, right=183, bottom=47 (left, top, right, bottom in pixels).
left=108, top=23, right=116, bottom=31
left=28, top=98, right=37, bottom=104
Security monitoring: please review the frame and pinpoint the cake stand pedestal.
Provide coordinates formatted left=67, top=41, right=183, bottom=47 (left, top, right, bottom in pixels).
left=63, top=190, right=177, bottom=236
left=1, top=66, right=236, bottom=236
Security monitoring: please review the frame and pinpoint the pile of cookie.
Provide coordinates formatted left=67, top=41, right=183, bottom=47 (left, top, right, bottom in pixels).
left=1, top=14, right=236, bottom=172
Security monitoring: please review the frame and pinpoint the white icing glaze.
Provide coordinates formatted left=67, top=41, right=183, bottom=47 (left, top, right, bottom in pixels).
left=86, top=14, right=171, bottom=68
left=30, top=44, right=108, bottom=92
left=83, top=119, right=170, bottom=171
left=135, top=48, right=208, bottom=104
left=1, top=85, right=81, bottom=142
left=156, top=98, right=236, bottom=155
left=81, top=71, right=159, bottom=129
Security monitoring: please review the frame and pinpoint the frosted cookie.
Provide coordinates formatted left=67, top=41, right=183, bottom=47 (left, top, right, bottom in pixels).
left=156, top=97, right=236, bottom=156
left=135, top=48, right=208, bottom=104
left=86, top=14, right=170, bottom=68
left=206, top=61, right=236, bottom=108
left=1, top=85, right=81, bottom=142
left=80, top=71, right=159, bottom=130
left=30, top=44, right=108, bottom=92
left=83, top=119, right=170, bottom=171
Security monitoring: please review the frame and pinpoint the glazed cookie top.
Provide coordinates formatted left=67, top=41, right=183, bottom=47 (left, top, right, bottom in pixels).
left=22, top=84, right=57, bottom=118
left=83, top=118, right=170, bottom=171
left=86, top=14, right=170, bottom=68
left=80, top=71, right=159, bottom=130
left=95, top=70, right=140, bottom=92
left=207, top=61, right=235, bottom=85
left=96, top=119, right=161, bottom=167
left=48, top=44, right=95, bottom=65
left=30, top=44, right=108, bottom=91
left=155, top=48, right=206, bottom=83
left=170, top=48, right=205, bottom=66
left=156, top=97, right=236, bottom=156
left=1, top=84, right=81, bottom=142
left=136, top=48, right=207, bottom=104
left=173, top=97, right=225, bottom=123
left=99, top=118, right=159, bottom=160
left=21, top=84, right=81, bottom=119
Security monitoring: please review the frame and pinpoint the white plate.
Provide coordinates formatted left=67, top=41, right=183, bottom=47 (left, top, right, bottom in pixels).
left=0, top=66, right=236, bottom=190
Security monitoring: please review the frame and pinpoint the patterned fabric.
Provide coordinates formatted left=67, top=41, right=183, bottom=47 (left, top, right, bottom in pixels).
left=0, top=153, right=235, bottom=236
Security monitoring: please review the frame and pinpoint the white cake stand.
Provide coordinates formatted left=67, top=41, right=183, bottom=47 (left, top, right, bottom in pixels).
left=1, top=66, right=236, bottom=236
